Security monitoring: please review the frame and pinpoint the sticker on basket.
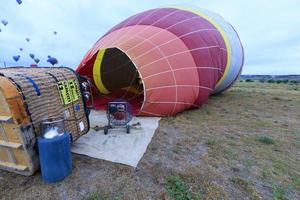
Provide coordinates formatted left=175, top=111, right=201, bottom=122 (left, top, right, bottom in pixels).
left=57, top=79, right=80, bottom=105
left=68, top=79, right=80, bottom=101
left=75, top=104, right=80, bottom=111
left=57, top=81, right=72, bottom=105
left=79, top=121, right=84, bottom=131
left=64, top=109, right=71, bottom=119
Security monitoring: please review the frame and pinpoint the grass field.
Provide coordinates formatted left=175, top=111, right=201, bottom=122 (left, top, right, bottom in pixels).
left=0, top=81, right=299, bottom=200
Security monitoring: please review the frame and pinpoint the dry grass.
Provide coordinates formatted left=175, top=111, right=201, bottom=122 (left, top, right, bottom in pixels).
left=0, top=81, right=299, bottom=200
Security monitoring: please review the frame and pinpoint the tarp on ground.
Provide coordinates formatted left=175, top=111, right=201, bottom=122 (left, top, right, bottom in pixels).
left=71, top=110, right=161, bottom=167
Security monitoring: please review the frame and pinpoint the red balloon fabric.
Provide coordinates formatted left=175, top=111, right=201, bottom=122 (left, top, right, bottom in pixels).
left=77, top=7, right=244, bottom=116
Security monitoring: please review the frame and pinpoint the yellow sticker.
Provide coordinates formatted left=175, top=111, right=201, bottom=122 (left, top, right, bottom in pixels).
left=68, top=79, right=80, bottom=102
left=57, top=79, right=80, bottom=105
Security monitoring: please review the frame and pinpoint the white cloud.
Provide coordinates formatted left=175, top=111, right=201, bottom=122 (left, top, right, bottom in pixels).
left=0, top=0, right=299, bottom=74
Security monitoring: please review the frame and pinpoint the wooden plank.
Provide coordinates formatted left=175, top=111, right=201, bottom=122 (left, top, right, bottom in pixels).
left=0, top=147, right=10, bottom=162
left=0, top=116, right=13, bottom=123
left=0, top=160, right=28, bottom=171
left=0, top=124, right=17, bottom=164
left=1, top=123, right=21, bottom=143
left=0, top=76, right=38, bottom=175
left=13, top=149, right=29, bottom=167
left=0, top=140, right=22, bottom=149
left=0, top=89, right=10, bottom=116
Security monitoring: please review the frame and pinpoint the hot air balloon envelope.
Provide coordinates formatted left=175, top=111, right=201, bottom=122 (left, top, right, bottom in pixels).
left=13, top=55, right=20, bottom=62
left=1, top=20, right=8, bottom=26
left=29, top=53, right=35, bottom=59
left=26, top=38, right=30, bottom=42
left=16, top=0, right=22, bottom=5
left=47, top=57, right=58, bottom=65
left=77, top=7, right=244, bottom=116
left=34, top=58, right=40, bottom=64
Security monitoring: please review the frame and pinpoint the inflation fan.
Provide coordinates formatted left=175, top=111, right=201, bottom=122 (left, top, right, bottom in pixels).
left=104, top=101, right=133, bottom=135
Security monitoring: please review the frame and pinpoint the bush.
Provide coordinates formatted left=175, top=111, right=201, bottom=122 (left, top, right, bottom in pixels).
left=259, top=79, right=266, bottom=83
left=245, top=79, right=254, bottom=82
left=282, top=79, right=289, bottom=84
left=290, top=80, right=299, bottom=84
left=267, top=79, right=275, bottom=83
left=257, top=136, right=275, bottom=145
left=276, top=80, right=282, bottom=84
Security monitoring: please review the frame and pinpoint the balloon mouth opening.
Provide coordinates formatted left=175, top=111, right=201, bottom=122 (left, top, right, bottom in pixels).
left=89, top=47, right=145, bottom=114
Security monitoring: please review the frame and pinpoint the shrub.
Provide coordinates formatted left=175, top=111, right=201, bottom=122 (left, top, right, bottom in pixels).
left=259, top=79, right=266, bottom=83
left=282, top=79, right=289, bottom=84
left=257, top=136, right=275, bottom=145
left=245, top=79, right=254, bottom=82
left=267, top=79, right=275, bottom=83
left=276, top=80, right=282, bottom=84
left=290, top=80, right=298, bottom=84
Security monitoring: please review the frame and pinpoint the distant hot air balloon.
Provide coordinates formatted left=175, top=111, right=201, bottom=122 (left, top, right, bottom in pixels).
left=47, top=55, right=51, bottom=58
left=34, top=58, right=40, bottom=64
left=1, top=20, right=8, bottom=26
left=13, top=55, right=20, bottom=62
left=29, top=53, right=35, bottom=59
left=47, top=57, right=58, bottom=66
left=25, top=38, right=30, bottom=42
left=16, top=0, right=22, bottom=5
left=53, top=31, right=57, bottom=35
left=19, top=48, right=23, bottom=51
left=0, top=29, right=1, bottom=32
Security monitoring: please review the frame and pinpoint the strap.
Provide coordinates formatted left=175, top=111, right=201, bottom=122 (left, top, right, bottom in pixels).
left=24, top=76, right=41, bottom=96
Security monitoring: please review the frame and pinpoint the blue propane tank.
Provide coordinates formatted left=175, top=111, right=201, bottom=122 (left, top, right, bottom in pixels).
left=38, top=133, right=72, bottom=183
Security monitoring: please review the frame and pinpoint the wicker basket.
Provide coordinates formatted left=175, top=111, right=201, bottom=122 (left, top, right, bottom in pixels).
left=0, top=67, right=90, bottom=175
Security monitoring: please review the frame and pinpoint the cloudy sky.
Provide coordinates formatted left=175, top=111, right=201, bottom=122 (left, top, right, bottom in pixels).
left=0, top=0, right=299, bottom=74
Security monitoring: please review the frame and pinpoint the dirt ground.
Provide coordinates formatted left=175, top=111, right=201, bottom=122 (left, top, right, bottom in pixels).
left=0, top=81, right=299, bottom=200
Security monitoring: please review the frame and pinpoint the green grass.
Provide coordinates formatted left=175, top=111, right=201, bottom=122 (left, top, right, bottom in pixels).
left=261, top=166, right=272, bottom=179
left=257, top=136, right=275, bottom=145
left=291, top=176, right=300, bottom=187
left=244, top=159, right=257, bottom=168
left=230, top=176, right=251, bottom=191
left=206, top=138, right=216, bottom=146
left=165, top=175, right=199, bottom=200
left=272, top=184, right=288, bottom=200
left=83, top=192, right=103, bottom=200
left=83, top=193, right=121, bottom=200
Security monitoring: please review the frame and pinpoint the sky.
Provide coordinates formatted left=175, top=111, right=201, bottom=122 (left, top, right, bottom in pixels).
left=0, top=0, right=299, bottom=75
